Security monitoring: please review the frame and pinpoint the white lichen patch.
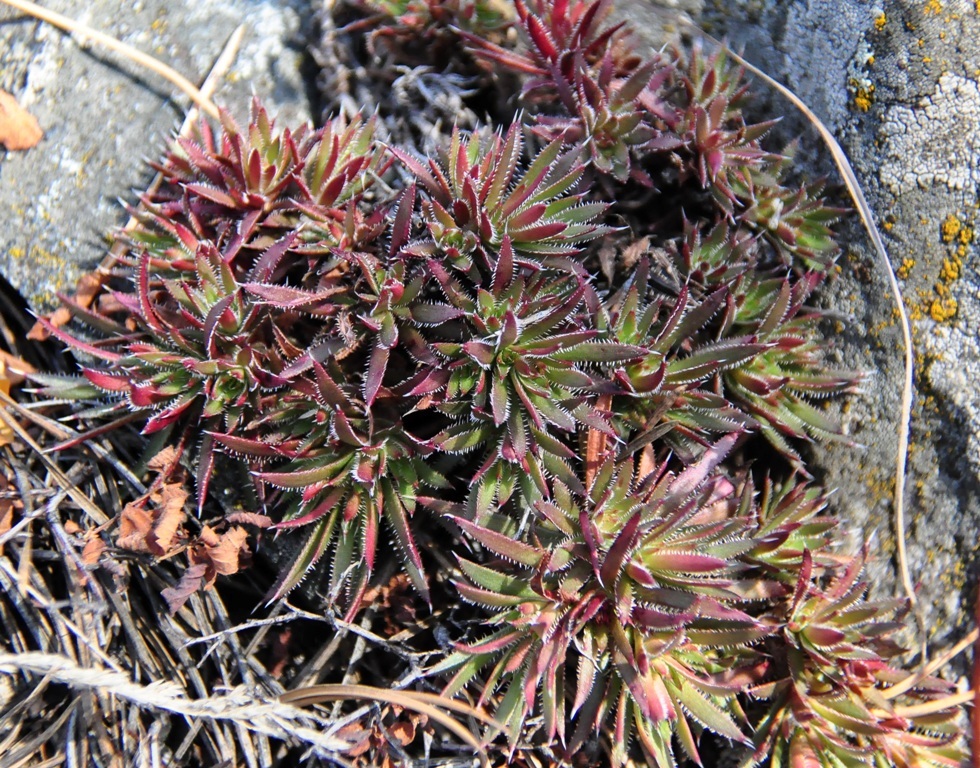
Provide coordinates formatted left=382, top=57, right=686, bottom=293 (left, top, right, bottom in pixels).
left=879, top=73, right=980, bottom=194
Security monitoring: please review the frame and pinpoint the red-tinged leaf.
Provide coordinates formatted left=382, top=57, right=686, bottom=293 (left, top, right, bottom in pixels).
left=265, top=513, right=338, bottom=604
left=644, top=551, right=729, bottom=574
left=195, top=432, right=216, bottom=513
left=211, top=431, right=280, bottom=458
left=387, top=146, right=443, bottom=198
left=455, top=581, right=529, bottom=608
left=665, top=433, right=738, bottom=505
left=244, top=282, right=343, bottom=308
left=492, top=234, right=516, bottom=294
left=527, top=14, right=559, bottom=61
left=275, top=487, right=346, bottom=529
left=390, top=184, right=416, bottom=256
left=801, top=624, right=847, bottom=648
left=461, top=340, right=496, bottom=367
left=258, top=455, right=351, bottom=488
left=83, top=368, right=130, bottom=392
left=451, top=516, right=544, bottom=567
left=790, top=549, right=814, bottom=615
left=363, top=343, right=389, bottom=406
left=250, top=231, right=298, bottom=281
left=599, top=512, right=641, bottom=588
left=202, top=293, right=235, bottom=357
left=458, top=628, right=523, bottom=655
left=484, top=126, right=522, bottom=210
left=411, top=302, right=463, bottom=325
left=382, top=482, right=429, bottom=603
left=185, top=183, right=238, bottom=208
left=333, top=408, right=366, bottom=447
left=137, top=254, right=165, bottom=333
left=36, top=318, right=121, bottom=362
left=551, top=341, right=646, bottom=363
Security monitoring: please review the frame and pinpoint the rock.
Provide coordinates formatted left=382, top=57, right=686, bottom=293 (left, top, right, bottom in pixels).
left=674, top=0, right=980, bottom=650
left=0, top=0, right=313, bottom=311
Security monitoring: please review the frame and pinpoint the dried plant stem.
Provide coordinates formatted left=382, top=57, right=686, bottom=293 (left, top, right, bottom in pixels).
left=0, top=391, right=109, bottom=525
left=890, top=689, right=975, bottom=719
left=685, top=23, right=923, bottom=651
left=0, top=651, right=351, bottom=753
left=0, top=0, right=220, bottom=120
left=102, top=23, right=246, bottom=274
left=280, top=683, right=504, bottom=763
left=883, top=628, right=979, bottom=700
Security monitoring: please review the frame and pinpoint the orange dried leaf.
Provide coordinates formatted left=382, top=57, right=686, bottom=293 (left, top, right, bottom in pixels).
left=29, top=271, right=103, bottom=340
left=148, top=483, right=188, bottom=554
left=0, top=497, right=14, bottom=555
left=0, top=89, right=42, bottom=151
left=146, top=445, right=181, bottom=473
left=81, top=536, right=106, bottom=566
left=117, top=501, right=153, bottom=551
left=206, top=526, right=249, bottom=576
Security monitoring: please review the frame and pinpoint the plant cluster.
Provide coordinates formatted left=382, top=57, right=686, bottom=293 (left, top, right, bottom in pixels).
left=41, top=0, right=968, bottom=765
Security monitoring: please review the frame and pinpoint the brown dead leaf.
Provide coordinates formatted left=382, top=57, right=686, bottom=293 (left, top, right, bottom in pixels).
left=0, top=496, right=14, bottom=556
left=160, top=562, right=209, bottom=613
left=147, top=483, right=188, bottom=555
left=117, top=501, right=153, bottom=551
left=146, top=445, right=181, bottom=473
left=0, top=350, right=36, bottom=386
left=81, top=536, right=106, bottom=566
left=29, top=271, right=103, bottom=340
left=206, top=526, right=249, bottom=576
left=0, top=89, right=42, bottom=151
left=224, top=511, right=273, bottom=528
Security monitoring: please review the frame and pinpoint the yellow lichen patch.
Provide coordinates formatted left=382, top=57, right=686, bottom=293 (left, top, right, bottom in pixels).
left=941, top=213, right=962, bottom=242
left=924, top=0, right=942, bottom=13
left=874, top=11, right=887, bottom=29
left=853, top=84, right=875, bottom=111
left=959, top=226, right=974, bottom=244
left=929, top=294, right=958, bottom=322
left=939, top=257, right=959, bottom=281
left=897, top=257, right=915, bottom=279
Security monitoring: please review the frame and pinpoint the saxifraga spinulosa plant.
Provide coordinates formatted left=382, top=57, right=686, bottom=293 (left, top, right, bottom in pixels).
left=38, top=0, right=969, bottom=764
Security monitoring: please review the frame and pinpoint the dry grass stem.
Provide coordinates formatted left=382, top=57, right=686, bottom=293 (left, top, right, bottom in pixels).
left=684, top=22, right=923, bottom=652
left=0, top=0, right=220, bottom=120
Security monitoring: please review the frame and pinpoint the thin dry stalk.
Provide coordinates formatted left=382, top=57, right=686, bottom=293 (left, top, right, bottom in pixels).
left=683, top=22, right=923, bottom=653
left=0, top=651, right=352, bottom=754
left=0, top=0, right=220, bottom=120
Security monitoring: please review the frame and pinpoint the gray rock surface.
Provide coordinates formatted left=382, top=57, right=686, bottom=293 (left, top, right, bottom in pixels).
left=0, top=0, right=312, bottom=310
left=685, top=0, right=980, bottom=651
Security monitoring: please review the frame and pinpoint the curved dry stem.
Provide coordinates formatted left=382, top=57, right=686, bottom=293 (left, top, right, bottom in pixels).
left=682, top=22, right=922, bottom=653
left=1, top=0, right=220, bottom=120
left=884, top=628, right=979, bottom=700
left=891, top=689, right=975, bottom=719
left=280, top=683, right=507, bottom=765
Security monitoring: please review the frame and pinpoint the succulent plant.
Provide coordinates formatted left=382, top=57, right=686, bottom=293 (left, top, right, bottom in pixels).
left=36, top=1, right=972, bottom=765
left=438, top=436, right=767, bottom=764
left=746, top=552, right=967, bottom=768
left=390, top=123, right=611, bottom=268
